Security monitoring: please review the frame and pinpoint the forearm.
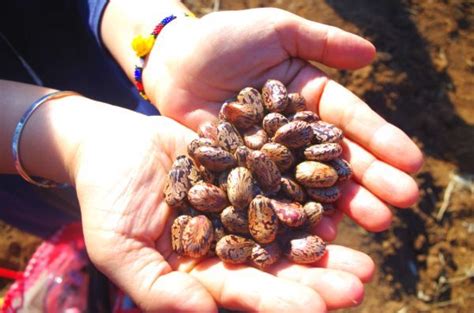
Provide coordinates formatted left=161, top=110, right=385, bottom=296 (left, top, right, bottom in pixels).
left=0, top=80, right=140, bottom=185
left=101, top=0, right=192, bottom=82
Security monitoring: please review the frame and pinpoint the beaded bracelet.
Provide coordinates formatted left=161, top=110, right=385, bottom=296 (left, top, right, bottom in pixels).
left=12, top=90, right=79, bottom=188
left=132, top=14, right=193, bottom=100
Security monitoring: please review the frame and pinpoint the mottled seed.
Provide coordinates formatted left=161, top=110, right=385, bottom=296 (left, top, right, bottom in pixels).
left=193, top=146, right=236, bottom=172
left=226, top=167, right=256, bottom=209
left=262, top=113, right=289, bottom=137
left=219, top=99, right=259, bottom=129
left=262, top=79, right=288, bottom=112
left=220, top=206, right=250, bottom=234
left=290, top=111, right=320, bottom=123
left=328, top=158, right=353, bottom=181
left=260, top=142, right=295, bottom=172
left=306, top=186, right=341, bottom=203
left=311, top=121, right=344, bottom=143
left=188, top=137, right=218, bottom=158
left=217, top=121, right=244, bottom=153
left=171, top=215, right=192, bottom=255
left=216, top=234, right=255, bottom=264
left=243, top=126, right=268, bottom=150
left=284, top=93, right=307, bottom=114
left=247, top=150, right=282, bottom=194
left=273, top=121, right=313, bottom=149
left=304, top=143, right=343, bottom=162
left=187, top=182, right=228, bottom=213
left=280, top=176, right=306, bottom=203
left=164, top=156, right=202, bottom=209
left=234, top=145, right=251, bottom=168
left=303, top=202, right=323, bottom=227
left=271, top=199, right=307, bottom=228
left=295, top=161, right=339, bottom=188
left=251, top=242, right=281, bottom=270
left=284, top=234, right=326, bottom=264
left=237, top=87, right=265, bottom=122
left=248, top=195, right=279, bottom=244
left=182, top=215, right=214, bottom=258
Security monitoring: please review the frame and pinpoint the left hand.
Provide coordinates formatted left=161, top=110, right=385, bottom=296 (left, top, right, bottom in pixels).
left=143, top=8, right=423, bottom=235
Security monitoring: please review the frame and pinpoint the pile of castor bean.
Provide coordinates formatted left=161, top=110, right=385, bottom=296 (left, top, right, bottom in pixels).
left=164, top=79, right=352, bottom=270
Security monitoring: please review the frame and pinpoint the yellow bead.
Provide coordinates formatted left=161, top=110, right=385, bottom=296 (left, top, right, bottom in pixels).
left=131, top=35, right=155, bottom=57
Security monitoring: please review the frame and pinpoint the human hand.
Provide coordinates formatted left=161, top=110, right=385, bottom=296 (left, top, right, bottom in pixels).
left=73, top=113, right=374, bottom=312
left=142, top=8, right=424, bottom=235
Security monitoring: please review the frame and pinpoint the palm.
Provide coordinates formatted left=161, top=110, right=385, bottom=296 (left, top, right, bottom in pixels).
left=72, top=115, right=374, bottom=312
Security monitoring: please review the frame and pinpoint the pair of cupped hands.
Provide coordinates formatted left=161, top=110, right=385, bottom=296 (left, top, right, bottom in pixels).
left=75, top=9, right=423, bottom=312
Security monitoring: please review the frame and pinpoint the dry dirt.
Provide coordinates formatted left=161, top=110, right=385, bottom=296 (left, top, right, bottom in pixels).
left=1, top=0, right=473, bottom=312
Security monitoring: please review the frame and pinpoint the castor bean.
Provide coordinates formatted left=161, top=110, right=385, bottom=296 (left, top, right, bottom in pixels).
left=226, top=167, right=256, bottom=209
left=248, top=195, right=279, bottom=244
left=164, top=155, right=202, bottom=209
left=304, top=143, right=343, bottom=162
left=284, top=233, right=326, bottom=264
left=303, top=202, right=324, bottom=227
left=290, top=111, right=320, bottom=123
left=187, top=181, right=228, bottom=213
left=283, top=93, right=307, bottom=114
left=188, top=137, right=218, bottom=158
left=271, top=199, right=307, bottom=228
left=280, top=176, right=306, bottom=203
left=262, top=113, right=289, bottom=137
left=234, top=145, right=251, bottom=167
left=328, top=158, right=353, bottom=181
left=216, top=234, right=255, bottom=264
left=193, top=146, right=236, bottom=172
left=322, top=203, right=337, bottom=216
left=306, top=185, right=341, bottom=203
left=262, top=79, right=288, bottom=112
left=217, top=121, right=244, bottom=153
left=251, top=242, right=281, bottom=270
left=273, top=120, right=313, bottom=149
left=260, top=142, right=295, bottom=172
left=311, top=121, right=344, bottom=143
left=219, top=99, right=259, bottom=130
left=220, top=206, right=250, bottom=234
left=171, top=215, right=192, bottom=255
left=181, top=215, right=214, bottom=258
left=237, top=87, right=265, bottom=122
left=243, top=126, right=268, bottom=150
left=295, top=161, right=338, bottom=188
left=247, top=150, right=281, bottom=194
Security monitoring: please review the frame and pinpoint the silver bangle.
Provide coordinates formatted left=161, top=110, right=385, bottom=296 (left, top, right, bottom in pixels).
left=12, top=90, right=79, bottom=188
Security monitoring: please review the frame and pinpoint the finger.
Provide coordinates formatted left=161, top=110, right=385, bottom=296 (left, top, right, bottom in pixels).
left=190, top=259, right=326, bottom=312
left=317, top=80, right=424, bottom=173
left=342, top=138, right=420, bottom=208
left=313, top=245, right=375, bottom=283
left=270, top=262, right=364, bottom=310
left=311, top=216, right=338, bottom=242
left=337, top=180, right=393, bottom=232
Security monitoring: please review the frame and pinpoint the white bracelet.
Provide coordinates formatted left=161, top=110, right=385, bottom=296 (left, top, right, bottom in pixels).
left=11, top=90, right=79, bottom=188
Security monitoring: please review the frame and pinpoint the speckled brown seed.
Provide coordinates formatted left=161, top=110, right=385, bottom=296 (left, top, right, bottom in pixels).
left=181, top=215, right=214, bottom=258
left=260, top=142, right=295, bottom=173
left=303, top=202, right=324, bottom=227
left=237, top=87, right=265, bottom=122
left=262, top=79, right=288, bottom=112
left=271, top=199, right=307, bottom=228
left=187, top=182, right=228, bottom=213
left=248, top=195, right=279, bottom=244
left=306, top=186, right=341, bottom=203
left=328, top=158, right=353, bottom=181
left=290, top=111, right=320, bottom=124
left=322, top=203, right=337, bottom=216
left=234, top=145, right=251, bottom=168
left=295, top=161, right=338, bottom=188
left=283, top=93, right=307, bottom=115
left=171, top=215, right=192, bottom=255
left=304, top=143, right=343, bottom=162
left=187, top=137, right=217, bottom=158
left=243, top=126, right=268, bottom=150
left=220, top=206, right=250, bottom=234
left=251, top=242, right=281, bottom=269
left=193, top=146, right=236, bottom=172
left=164, top=155, right=202, bottom=209
left=219, top=99, right=259, bottom=130
left=247, top=150, right=282, bottom=194
left=226, top=167, right=256, bottom=209
left=216, top=234, right=255, bottom=264
left=262, top=113, right=289, bottom=137
left=280, top=176, right=306, bottom=203
left=284, top=234, right=326, bottom=264
left=217, top=121, right=244, bottom=153
left=273, top=121, right=313, bottom=149
left=311, top=121, right=344, bottom=143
